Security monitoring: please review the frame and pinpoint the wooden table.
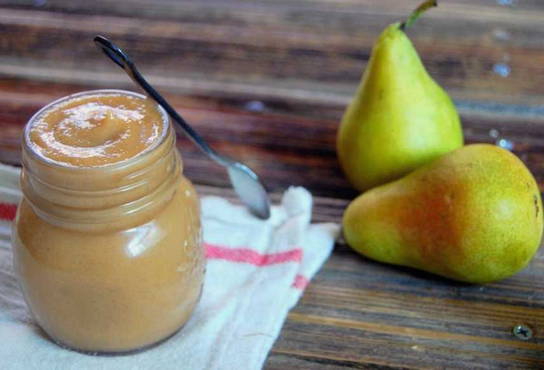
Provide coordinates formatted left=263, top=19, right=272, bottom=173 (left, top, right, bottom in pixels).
left=1, top=1, right=543, bottom=368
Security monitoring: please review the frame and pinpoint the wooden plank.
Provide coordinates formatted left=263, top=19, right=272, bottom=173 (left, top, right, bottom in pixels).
left=269, top=245, right=544, bottom=368
left=1, top=1, right=544, bottom=108
left=1, top=79, right=543, bottom=199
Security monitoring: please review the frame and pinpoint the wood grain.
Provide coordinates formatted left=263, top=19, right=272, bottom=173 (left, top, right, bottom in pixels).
left=1, top=0, right=544, bottom=109
left=1, top=1, right=544, bottom=368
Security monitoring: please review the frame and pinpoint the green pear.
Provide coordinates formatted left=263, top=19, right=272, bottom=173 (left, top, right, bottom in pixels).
left=337, top=0, right=463, bottom=191
left=343, top=144, right=543, bottom=284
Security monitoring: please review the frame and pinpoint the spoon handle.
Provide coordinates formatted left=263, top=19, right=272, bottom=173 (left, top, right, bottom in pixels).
left=94, top=35, right=271, bottom=219
left=93, top=35, right=228, bottom=166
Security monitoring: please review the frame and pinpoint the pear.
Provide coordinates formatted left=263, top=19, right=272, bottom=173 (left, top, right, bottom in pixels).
left=343, top=144, right=543, bottom=284
left=337, top=0, right=463, bottom=191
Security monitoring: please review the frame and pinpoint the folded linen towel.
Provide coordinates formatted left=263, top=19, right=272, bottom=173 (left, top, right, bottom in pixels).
left=0, top=163, right=339, bottom=370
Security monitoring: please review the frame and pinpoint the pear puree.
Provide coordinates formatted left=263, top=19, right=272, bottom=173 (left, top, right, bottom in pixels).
left=28, top=93, right=164, bottom=167
left=14, top=91, right=204, bottom=353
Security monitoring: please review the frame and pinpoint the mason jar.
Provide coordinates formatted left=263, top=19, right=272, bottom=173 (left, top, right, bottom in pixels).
left=11, top=90, right=204, bottom=353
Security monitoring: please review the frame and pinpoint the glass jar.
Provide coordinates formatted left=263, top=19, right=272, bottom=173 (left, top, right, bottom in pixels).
left=11, top=90, right=204, bottom=354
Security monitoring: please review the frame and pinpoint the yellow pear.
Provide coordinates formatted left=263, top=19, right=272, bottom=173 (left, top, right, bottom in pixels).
left=337, top=0, right=463, bottom=191
left=343, top=144, right=543, bottom=284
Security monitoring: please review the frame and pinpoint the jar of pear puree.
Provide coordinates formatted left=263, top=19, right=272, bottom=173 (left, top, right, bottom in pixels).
left=12, top=90, right=204, bottom=353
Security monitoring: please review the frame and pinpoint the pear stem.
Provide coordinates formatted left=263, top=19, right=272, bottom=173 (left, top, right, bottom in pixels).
left=400, top=0, right=437, bottom=31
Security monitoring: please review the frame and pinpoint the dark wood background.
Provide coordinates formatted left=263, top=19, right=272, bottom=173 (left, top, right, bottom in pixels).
left=1, top=0, right=543, bottom=368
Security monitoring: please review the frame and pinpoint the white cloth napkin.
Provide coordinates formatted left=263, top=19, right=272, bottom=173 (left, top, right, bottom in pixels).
left=0, top=163, right=339, bottom=370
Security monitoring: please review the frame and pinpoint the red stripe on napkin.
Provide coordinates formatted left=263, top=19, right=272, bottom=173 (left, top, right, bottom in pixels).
left=0, top=203, right=17, bottom=221
left=205, top=243, right=302, bottom=266
left=292, top=274, right=309, bottom=290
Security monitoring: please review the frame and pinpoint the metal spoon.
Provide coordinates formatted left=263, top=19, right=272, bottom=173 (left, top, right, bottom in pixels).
left=94, top=35, right=271, bottom=219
